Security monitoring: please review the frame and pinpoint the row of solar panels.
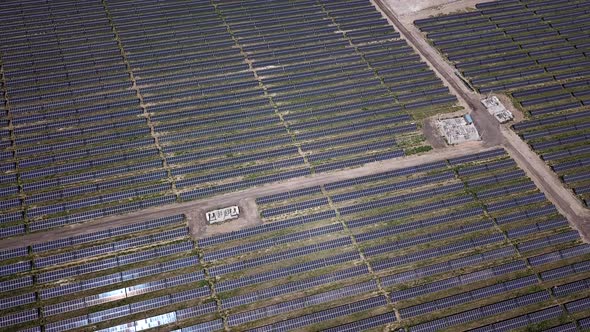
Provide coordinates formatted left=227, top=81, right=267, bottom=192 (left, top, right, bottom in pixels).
left=401, top=274, right=539, bottom=318
left=3, top=0, right=199, bottom=236
left=180, top=168, right=313, bottom=201
left=10, top=99, right=138, bottom=129
left=0, top=239, right=193, bottom=280
left=223, top=208, right=490, bottom=270
left=207, top=161, right=564, bottom=330
left=2, top=147, right=508, bottom=235
left=221, top=264, right=368, bottom=309
left=39, top=256, right=200, bottom=300
left=45, top=300, right=216, bottom=332
left=22, top=158, right=162, bottom=192
left=391, top=260, right=527, bottom=302
left=415, top=0, right=590, bottom=94
left=25, top=171, right=165, bottom=203
left=27, top=184, right=171, bottom=218
left=227, top=280, right=378, bottom=326
left=0, top=145, right=584, bottom=332
left=508, top=79, right=590, bottom=205
left=256, top=185, right=322, bottom=205
left=44, top=284, right=211, bottom=330
left=206, top=143, right=584, bottom=332
left=211, top=236, right=353, bottom=277
left=26, top=195, right=177, bottom=233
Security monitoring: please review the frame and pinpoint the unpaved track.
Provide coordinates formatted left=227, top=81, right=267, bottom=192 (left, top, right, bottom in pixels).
left=0, top=143, right=490, bottom=250
left=373, top=0, right=590, bottom=239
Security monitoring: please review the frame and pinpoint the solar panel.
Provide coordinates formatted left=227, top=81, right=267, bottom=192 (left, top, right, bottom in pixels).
left=251, top=296, right=388, bottom=331
left=0, top=261, right=31, bottom=277
left=0, top=276, right=33, bottom=293
left=179, top=319, right=224, bottom=332
left=0, top=309, right=38, bottom=328
left=0, top=247, right=28, bottom=261
left=175, top=302, right=217, bottom=321
left=565, top=296, right=590, bottom=313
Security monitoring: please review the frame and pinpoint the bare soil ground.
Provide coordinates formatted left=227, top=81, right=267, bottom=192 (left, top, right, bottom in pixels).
left=423, top=116, right=447, bottom=149
left=494, top=93, right=526, bottom=123
left=385, top=0, right=495, bottom=24
left=187, top=197, right=262, bottom=240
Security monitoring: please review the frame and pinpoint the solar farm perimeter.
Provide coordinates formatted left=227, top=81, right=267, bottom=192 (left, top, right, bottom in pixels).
left=0, top=0, right=590, bottom=332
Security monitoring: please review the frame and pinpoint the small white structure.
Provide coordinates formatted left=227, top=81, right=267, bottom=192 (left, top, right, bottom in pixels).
left=206, top=206, right=240, bottom=224
left=481, top=95, right=513, bottom=123
left=436, top=116, right=481, bottom=145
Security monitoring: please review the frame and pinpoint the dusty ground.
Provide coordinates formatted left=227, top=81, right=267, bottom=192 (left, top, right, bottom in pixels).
left=423, top=116, right=447, bottom=149
left=186, top=197, right=262, bottom=240
left=384, top=0, right=494, bottom=24
left=494, top=93, right=526, bottom=123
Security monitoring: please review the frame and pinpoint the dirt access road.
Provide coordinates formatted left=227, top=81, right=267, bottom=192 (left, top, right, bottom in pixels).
left=373, top=0, right=590, bottom=240
left=1, top=142, right=491, bottom=250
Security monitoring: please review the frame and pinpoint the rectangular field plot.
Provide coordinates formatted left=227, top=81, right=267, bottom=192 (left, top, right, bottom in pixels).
left=0, top=214, right=220, bottom=332
left=0, top=0, right=175, bottom=236
left=182, top=147, right=585, bottom=331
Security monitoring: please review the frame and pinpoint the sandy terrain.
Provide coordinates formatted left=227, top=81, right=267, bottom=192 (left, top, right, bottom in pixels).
left=384, top=0, right=495, bottom=24
left=186, top=197, right=262, bottom=240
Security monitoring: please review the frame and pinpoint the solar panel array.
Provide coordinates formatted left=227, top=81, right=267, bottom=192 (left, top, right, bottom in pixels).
left=188, top=147, right=586, bottom=331
left=415, top=0, right=590, bottom=208
left=0, top=0, right=463, bottom=238
left=510, top=80, right=590, bottom=207
left=2, top=147, right=589, bottom=331
left=416, top=0, right=590, bottom=93
left=1, top=0, right=590, bottom=331
left=0, top=214, right=207, bottom=331
left=0, top=0, right=180, bottom=236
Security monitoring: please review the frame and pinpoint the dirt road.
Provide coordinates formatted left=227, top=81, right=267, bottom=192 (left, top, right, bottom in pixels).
left=372, top=0, right=590, bottom=240
left=0, top=142, right=491, bottom=250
